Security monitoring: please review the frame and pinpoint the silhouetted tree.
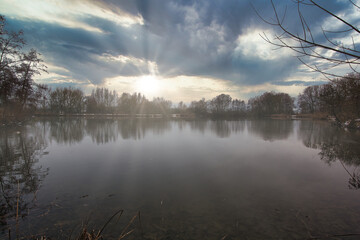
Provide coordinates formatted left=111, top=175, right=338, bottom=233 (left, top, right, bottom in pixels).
left=0, top=68, right=17, bottom=111
left=209, top=94, right=232, bottom=115
left=230, top=99, right=246, bottom=117
left=317, top=73, right=360, bottom=125
left=86, top=87, right=117, bottom=113
left=117, top=92, right=148, bottom=114
left=189, top=98, right=208, bottom=116
left=248, top=92, right=294, bottom=117
left=0, top=16, right=47, bottom=117
left=174, top=101, right=188, bottom=114
left=49, top=87, right=84, bottom=114
left=117, top=92, right=132, bottom=114
left=15, top=49, right=47, bottom=110
left=298, top=85, right=322, bottom=114
left=151, top=97, right=172, bottom=114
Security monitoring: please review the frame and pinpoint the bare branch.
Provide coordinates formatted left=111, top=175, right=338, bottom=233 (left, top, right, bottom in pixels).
left=309, top=0, right=360, bottom=34
left=349, top=0, right=360, bottom=9
left=255, top=0, right=360, bottom=78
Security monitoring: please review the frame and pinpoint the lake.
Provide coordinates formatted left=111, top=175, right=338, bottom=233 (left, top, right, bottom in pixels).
left=1, top=118, right=360, bottom=239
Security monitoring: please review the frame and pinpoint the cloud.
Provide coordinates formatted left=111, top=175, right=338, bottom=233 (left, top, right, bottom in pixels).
left=6, top=18, right=154, bottom=84
left=0, top=0, right=144, bottom=32
left=234, top=29, right=293, bottom=61
left=1, top=0, right=357, bottom=101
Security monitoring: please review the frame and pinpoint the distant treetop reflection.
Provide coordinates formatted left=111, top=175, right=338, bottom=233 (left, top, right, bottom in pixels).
left=247, top=120, right=293, bottom=141
left=49, top=118, right=85, bottom=144
left=86, top=119, right=118, bottom=144
left=40, top=118, right=298, bottom=144
left=46, top=118, right=173, bottom=144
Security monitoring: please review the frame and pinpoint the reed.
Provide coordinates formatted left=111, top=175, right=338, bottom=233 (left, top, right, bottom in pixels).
left=16, top=180, right=20, bottom=239
left=30, top=210, right=143, bottom=240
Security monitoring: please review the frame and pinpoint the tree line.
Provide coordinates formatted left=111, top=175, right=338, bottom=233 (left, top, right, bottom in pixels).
left=18, top=86, right=295, bottom=118
left=2, top=70, right=359, bottom=122
left=46, top=87, right=173, bottom=115
left=38, top=74, right=359, bottom=123
left=298, top=73, right=360, bottom=127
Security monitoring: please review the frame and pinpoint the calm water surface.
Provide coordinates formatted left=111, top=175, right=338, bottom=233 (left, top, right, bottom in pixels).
left=1, top=118, right=360, bottom=239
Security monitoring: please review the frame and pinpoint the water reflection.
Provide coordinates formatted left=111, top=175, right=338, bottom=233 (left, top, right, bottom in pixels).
left=209, top=121, right=231, bottom=138
left=0, top=118, right=360, bottom=238
left=299, top=121, right=360, bottom=189
left=31, top=119, right=360, bottom=192
left=247, top=120, right=293, bottom=141
left=116, top=119, right=171, bottom=140
left=38, top=119, right=299, bottom=144
left=0, top=125, right=49, bottom=229
left=298, top=120, right=342, bottom=148
left=49, top=118, right=85, bottom=144
left=86, top=119, right=118, bottom=144
left=45, top=118, right=173, bottom=144
left=320, top=142, right=360, bottom=189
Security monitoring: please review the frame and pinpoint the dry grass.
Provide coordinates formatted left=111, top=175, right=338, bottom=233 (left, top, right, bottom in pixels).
left=8, top=209, right=143, bottom=240
left=70, top=210, right=142, bottom=240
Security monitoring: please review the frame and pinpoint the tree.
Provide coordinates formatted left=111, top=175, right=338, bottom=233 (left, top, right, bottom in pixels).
left=0, top=67, right=17, bottom=109
left=209, top=94, right=232, bottom=114
left=231, top=99, right=246, bottom=113
left=0, top=16, right=24, bottom=72
left=50, top=87, right=84, bottom=114
left=152, top=97, right=172, bottom=114
left=0, top=16, right=24, bottom=114
left=116, top=92, right=152, bottom=114
left=86, top=87, right=118, bottom=113
left=15, top=49, right=47, bottom=109
left=298, top=73, right=360, bottom=125
left=189, top=98, right=208, bottom=116
left=0, top=15, right=47, bottom=116
left=117, top=92, right=132, bottom=114
left=319, top=73, right=360, bottom=125
left=256, top=0, right=360, bottom=79
left=248, top=91, right=294, bottom=117
left=175, top=101, right=188, bottom=114
left=298, top=85, right=321, bottom=113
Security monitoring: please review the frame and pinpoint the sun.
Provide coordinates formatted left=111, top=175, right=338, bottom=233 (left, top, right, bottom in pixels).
left=135, top=75, right=160, bottom=96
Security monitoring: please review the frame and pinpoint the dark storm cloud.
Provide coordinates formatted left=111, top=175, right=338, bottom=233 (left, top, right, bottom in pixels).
left=2, top=0, right=357, bottom=89
left=6, top=17, right=157, bottom=84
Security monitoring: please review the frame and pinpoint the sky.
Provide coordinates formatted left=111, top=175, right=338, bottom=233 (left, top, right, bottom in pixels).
left=1, top=0, right=359, bottom=102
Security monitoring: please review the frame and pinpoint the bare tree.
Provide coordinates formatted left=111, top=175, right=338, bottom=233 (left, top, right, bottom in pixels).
left=16, top=49, right=47, bottom=109
left=255, top=0, right=360, bottom=79
left=209, top=94, right=232, bottom=114
left=0, top=16, right=47, bottom=116
left=0, top=16, right=25, bottom=72
left=298, top=85, right=321, bottom=113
